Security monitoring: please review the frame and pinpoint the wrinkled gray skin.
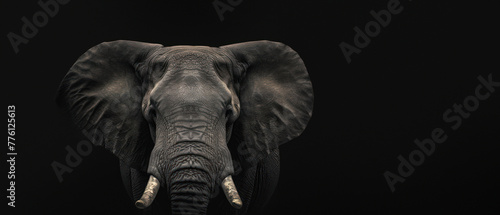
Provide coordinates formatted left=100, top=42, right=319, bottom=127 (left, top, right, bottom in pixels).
left=57, top=40, right=313, bottom=215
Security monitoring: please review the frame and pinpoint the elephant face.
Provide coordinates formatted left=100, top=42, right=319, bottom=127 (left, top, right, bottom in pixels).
left=57, top=40, right=313, bottom=214
left=144, top=47, right=240, bottom=186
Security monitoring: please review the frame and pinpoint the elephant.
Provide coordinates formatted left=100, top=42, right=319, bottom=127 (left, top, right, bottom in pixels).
left=56, top=40, right=313, bottom=215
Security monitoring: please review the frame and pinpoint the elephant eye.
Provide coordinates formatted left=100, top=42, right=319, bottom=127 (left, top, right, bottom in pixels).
left=225, top=105, right=233, bottom=118
left=225, top=104, right=239, bottom=123
left=146, top=104, right=157, bottom=122
left=150, top=108, right=157, bottom=119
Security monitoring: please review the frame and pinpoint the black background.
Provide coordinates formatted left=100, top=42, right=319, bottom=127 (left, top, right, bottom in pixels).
left=3, top=0, right=499, bottom=214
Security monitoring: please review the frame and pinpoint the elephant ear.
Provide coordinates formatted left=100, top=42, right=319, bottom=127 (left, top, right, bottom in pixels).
left=221, top=40, right=314, bottom=166
left=56, top=40, right=163, bottom=171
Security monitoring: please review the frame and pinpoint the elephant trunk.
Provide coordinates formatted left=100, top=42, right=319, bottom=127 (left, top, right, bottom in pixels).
left=166, top=142, right=243, bottom=214
left=168, top=149, right=213, bottom=215
left=169, top=174, right=211, bottom=214
left=141, top=108, right=243, bottom=214
left=169, top=172, right=243, bottom=214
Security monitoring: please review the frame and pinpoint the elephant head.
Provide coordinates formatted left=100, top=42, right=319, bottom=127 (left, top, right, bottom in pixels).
left=56, top=40, right=313, bottom=214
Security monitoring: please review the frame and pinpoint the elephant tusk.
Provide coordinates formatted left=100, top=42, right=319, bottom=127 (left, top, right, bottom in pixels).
left=135, top=175, right=160, bottom=209
left=221, top=175, right=243, bottom=209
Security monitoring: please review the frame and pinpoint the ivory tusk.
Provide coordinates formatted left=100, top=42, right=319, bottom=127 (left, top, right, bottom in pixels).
left=221, top=175, right=243, bottom=209
left=135, top=175, right=160, bottom=209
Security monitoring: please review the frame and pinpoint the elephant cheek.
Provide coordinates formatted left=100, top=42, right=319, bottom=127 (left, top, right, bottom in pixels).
left=146, top=146, right=168, bottom=185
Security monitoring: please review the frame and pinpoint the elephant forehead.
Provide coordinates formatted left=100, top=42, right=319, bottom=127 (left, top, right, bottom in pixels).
left=144, top=47, right=235, bottom=83
left=168, top=49, right=216, bottom=70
